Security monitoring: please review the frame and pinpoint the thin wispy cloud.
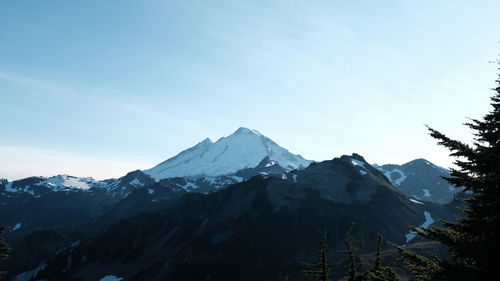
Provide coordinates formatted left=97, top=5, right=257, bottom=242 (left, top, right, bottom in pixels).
left=0, top=71, right=74, bottom=95
left=0, top=0, right=499, bottom=179
left=0, top=145, right=152, bottom=181
left=0, top=70, right=202, bottom=126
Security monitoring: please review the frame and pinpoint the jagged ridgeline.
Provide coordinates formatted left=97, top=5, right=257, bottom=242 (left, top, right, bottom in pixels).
left=0, top=128, right=456, bottom=280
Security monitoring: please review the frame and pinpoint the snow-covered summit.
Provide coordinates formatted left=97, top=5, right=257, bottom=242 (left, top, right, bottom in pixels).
left=144, top=127, right=312, bottom=179
left=37, top=175, right=99, bottom=191
left=0, top=170, right=158, bottom=197
left=0, top=175, right=107, bottom=197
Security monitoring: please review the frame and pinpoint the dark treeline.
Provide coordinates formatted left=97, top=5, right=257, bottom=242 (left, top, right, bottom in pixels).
left=0, top=227, right=11, bottom=280
left=304, top=228, right=398, bottom=281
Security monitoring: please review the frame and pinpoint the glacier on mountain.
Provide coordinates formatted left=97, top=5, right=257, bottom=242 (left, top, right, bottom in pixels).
left=144, top=127, right=312, bottom=179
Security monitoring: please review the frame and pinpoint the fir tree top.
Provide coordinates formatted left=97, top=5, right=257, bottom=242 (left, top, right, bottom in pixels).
left=400, top=59, right=500, bottom=281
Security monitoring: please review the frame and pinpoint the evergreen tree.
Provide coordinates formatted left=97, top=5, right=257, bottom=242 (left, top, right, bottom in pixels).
left=341, top=225, right=360, bottom=281
left=0, top=227, right=11, bottom=279
left=395, top=247, right=443, bottom=281
left=340, top=228, right=399, bottom=281
left=304, top=232, right=331, bottom=281
left=303, top=227, right=399, bottom=281
left=363, top=235, right=399, bottom=281
left=373, top=235, right=383, bottom=271
left=397, top=61, right=500, bottom=280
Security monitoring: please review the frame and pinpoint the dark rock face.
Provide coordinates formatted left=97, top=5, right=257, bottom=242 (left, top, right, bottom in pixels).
left=234, top=156, right=288, bottom=179
left=0, top=157, right=287, bottom=245
left=28, top=155, right=452, bottom=281
left=0, top=190, right=116, bottom=234
left=0, top=170, right=160, bottom=278
left=0, top=170, right=157, bottom=236
left=375, top=158, right=458, bottom=203
left=294, top=154, right=396, bottom=204
left=5, top=229, right=83, bottom=276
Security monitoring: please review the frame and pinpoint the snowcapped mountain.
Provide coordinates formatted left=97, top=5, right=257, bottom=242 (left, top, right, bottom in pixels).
left=0, top=170, right=161, bottom=239
left=144, top=127, right=312, bottom=179
left=374, top=159, right=457, bottom=203
left=0, top=171, right=157, bottom=198
left=2, top=151, right=460, bottom=280
left=1, top=175, right=102, bottom=197
left=30, top=153, right=455, bottom=281
left=0, top=156, right=290, bottom=201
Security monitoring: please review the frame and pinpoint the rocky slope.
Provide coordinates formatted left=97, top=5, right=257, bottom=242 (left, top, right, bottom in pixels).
left=374, top=159, right=457, bottom=203
left=28, top=155, right=452, bottom=281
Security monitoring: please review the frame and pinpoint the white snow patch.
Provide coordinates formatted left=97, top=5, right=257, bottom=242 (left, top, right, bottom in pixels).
left=39, top=175, right=95, bottom=191
left=409, top=199, right=424, bottom=205
left=203, top=177, right=218, bottom=185
left=148, top=188, right=155, bottom=195
left=421, top=211, right=434, bottom=228
left=23, top=186, right=35, bottom=195
left=130, top=178, right=144, bottom=186
left=265, top=161, right=276, bottom=167
left=180, top=182, right=198, bottom=191
left=12, top=223, right=21, bottom=231
left=392, top=169, right=407, bottom=185
left=203, top=176, right=241, bottom=187
left=99, top=275, right=124, bottom=281
left=422, top=189, right=431, bottom=197
left=405, top=233, right=416, bottom=243
left=405, top=211, right=434, bottom=243
left=61, top=176, right=92, bottom=190
left=228, top=175, right=243, bottom=182
left=351, top=159, right=366, bottom=167
left=359, top=170, right=367, bottom=175
left=201, top=176, right=241, bottom=190
left=292, top=174, right=298, bottom=183
left=281, top=174, right=288, bottom=180
left=383, top=169, right=407, bottom=186
left=4, top=182, right=17, bottom=192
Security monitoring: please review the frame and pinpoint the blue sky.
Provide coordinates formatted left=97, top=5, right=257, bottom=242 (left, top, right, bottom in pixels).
left=1, top=0, right=499, bottom=180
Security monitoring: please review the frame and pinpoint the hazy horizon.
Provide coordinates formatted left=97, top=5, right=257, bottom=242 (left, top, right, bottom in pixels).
left=1, top=0, right=499, bottom=180
left=1, top=126, right=451, bottom=181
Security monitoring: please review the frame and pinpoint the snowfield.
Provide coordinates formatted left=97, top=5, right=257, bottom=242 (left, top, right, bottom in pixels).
left=404, top=211, right=434, bottom=244
left=144, top=127, right=311, bottom=179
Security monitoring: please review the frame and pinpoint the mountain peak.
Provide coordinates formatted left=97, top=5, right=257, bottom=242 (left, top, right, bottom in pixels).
left=144, top=128, right=312, bottom=179
left=407, top=158, right=431, bottom=164
left=232, top=127, right=262, bottom=136
left=403, top=158, right=447, bottom=171
left=198, top=137, right=213, bottom=146
left=348, top=153, right=368, bottom=163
